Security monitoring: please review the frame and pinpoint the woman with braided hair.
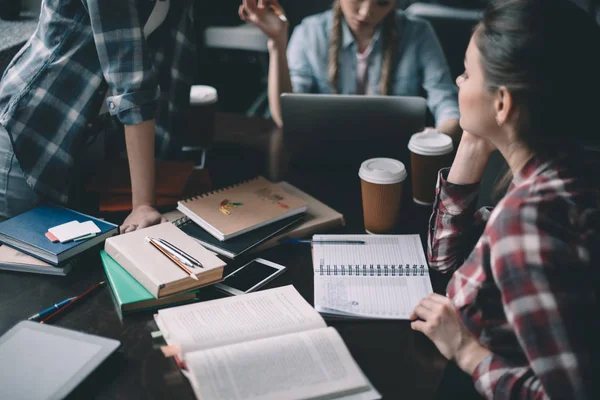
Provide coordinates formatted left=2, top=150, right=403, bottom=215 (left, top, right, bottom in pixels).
left=239, top=0, right=461, bottom=140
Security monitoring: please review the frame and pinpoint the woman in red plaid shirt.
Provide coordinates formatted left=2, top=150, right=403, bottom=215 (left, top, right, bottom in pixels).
left=410, top=0, right=599, bottom=398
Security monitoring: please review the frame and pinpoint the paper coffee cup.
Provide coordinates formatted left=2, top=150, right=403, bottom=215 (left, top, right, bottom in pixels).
left=185, top=85, right=218, bottom=148
left=359, top=158, right=407, bottom=234
left=408, top=129, right=454, bottom=205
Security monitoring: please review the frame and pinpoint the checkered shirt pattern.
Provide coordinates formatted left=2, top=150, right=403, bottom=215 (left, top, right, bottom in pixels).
left=428, top=157, right=598, bottom=399
left=0, top=0, right=195, bottom=203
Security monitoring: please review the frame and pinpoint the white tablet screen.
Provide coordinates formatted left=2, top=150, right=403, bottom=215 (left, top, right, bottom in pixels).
left=0, top=323, right=117, bottom=400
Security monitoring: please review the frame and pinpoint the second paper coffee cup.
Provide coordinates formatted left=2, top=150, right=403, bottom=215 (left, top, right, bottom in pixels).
left=408, top=128, right=454, bottom=205
left=359, top=158, right=407, bottom=234
left=185, top=85, right=218, bottom=147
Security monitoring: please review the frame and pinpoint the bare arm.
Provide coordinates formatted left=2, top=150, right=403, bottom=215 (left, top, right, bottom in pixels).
left=239, top=0, right=291, bottom=127
left=267, top=37, right=292, bottom=127
left=121, top=120, right=166, bottom=233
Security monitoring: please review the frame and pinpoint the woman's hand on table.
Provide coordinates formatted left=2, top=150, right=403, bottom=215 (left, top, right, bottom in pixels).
left=121, top=204, right=167, bottom=234
left=410, top=293, right=491, bottom=374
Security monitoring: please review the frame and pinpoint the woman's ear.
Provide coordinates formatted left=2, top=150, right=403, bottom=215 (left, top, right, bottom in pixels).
left=494, top=86, right=514, bottom=126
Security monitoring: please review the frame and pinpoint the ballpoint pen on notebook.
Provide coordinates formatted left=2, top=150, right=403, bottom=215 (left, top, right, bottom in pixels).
left=156, top=238, right=203, bottom=268
left=27, top=296, right=76, bottom=321
left=39, top=281, right=106, bottom=324
left=145, top=237, right=199, bottom=280
left=279, top=238, right=366, bottom=245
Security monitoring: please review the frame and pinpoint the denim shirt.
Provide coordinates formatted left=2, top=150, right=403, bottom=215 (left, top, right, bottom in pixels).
left=0, top=0, right=195, bottom=203
left=287, top=10, right=460, bottom=125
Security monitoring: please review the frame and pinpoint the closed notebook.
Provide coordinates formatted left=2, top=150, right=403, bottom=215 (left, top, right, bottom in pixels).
left=100, top=250, right=199, bottom=316
left=173, top=214, right=304, bottom=259
left=104, top=223, right=226, bottom=298
left=0, top=205, right=118, bottom=265
left=0, top=244, right=75, bottom=276
left=177, top=176, right=308, bottom=241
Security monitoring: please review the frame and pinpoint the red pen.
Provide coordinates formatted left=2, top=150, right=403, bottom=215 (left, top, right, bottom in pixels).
left=39, top=281, right=106, bottom=324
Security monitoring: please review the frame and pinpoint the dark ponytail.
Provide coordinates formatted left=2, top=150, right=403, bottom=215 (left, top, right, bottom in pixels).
left=475, top=0, right=600, bottom=157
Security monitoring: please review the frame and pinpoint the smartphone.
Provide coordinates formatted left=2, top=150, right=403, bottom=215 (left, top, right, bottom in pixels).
left=214, top=258, right=287, bottom=296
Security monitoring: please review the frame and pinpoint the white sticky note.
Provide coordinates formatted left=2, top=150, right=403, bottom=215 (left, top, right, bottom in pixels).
left=48, top=221, right=82, bottom=242
left=49, top=220, right=100, bottom=243
left=79, top=221, right=101, bottom=234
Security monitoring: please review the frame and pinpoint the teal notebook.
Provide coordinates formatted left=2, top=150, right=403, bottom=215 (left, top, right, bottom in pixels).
left=100, top=251, right=199, bottom=316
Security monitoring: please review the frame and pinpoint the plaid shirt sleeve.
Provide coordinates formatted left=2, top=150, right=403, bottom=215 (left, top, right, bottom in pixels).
left=471, top=193, right=595, bottom=399
left=85, top=0, right=159, bottom=125
left=428, top=168, right=491, bottom=273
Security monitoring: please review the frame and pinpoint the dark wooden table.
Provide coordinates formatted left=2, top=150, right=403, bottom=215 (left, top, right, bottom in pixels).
left=0, top=115, right=451, bottom=400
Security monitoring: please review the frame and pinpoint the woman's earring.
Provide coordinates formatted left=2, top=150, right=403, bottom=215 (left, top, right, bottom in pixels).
left=495, top=116, right=501, bottom=126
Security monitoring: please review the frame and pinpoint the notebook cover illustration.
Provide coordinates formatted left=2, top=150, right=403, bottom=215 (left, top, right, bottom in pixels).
left=177, top=176, right=308, bottom=241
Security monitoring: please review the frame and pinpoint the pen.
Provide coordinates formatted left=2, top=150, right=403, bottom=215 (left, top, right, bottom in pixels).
left=156, top=238, right=203, bottom=268
left=279, top=238, right=366, bottom=245
left=269, top=3, right=287, bottom=22
left=156, top=242, right=198, bottom=269
left=27, top=296, right=76, bottom=321
left=145, top=237, right=199, bottom=280
left=39, top=281, right=106, bottom=324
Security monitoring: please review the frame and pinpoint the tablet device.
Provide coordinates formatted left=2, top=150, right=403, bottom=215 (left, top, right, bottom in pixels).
left=0, top=321, right=121, bottom=400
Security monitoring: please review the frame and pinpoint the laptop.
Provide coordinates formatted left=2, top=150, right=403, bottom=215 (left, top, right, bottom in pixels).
left=280, top=93, right=427, bottom=167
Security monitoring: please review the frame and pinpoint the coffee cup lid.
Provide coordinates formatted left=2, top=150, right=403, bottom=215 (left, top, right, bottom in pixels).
left=359, top=158, right=407, bottom=184
left=190, top=85, right=218, bottom=104
left=408, top=128, right=453, bottom=156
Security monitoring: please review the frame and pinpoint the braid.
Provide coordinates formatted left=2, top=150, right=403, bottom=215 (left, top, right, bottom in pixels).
left=329, top=0, right=343, bottom=94
left=379, top=11, right=397, bottom=95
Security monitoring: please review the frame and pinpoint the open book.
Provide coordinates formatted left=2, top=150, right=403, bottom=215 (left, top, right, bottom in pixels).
left=312, top=234, right=433, bottom=319
left=154, top=285, right=380, bottom=400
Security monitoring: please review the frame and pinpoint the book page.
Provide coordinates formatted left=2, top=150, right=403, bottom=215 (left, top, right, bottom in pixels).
left=155, top=285, right=326, bottom=352
left=186, top=327, right=373, bottom=400
left=312, top=235, right=432, bottom=319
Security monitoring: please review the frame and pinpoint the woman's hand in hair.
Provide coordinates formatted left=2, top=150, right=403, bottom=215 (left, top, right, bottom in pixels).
left=447, top=131, right=496, bottom=185
left=239, top=0, right=288, bottom=44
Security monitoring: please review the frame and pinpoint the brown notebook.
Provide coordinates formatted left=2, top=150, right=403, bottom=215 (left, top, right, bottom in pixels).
left=251, top=182, right=345, bottom=253
left=176, top=176, right=308, bottom=241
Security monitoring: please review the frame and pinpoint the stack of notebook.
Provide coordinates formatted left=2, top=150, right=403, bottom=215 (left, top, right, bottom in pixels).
left=0, top=205, right=118, bottom=275
left=168, top=178, right=345, bottom=259
left=102, top=223, right=227, bottom=316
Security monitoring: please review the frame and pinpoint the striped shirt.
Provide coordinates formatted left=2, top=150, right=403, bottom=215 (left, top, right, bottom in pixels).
left=0, top=0, right=195, bottom=203
left=428, top=156, right=598, bottom=399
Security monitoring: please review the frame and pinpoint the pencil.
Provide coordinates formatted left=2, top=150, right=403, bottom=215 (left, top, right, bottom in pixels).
left=39, top=281, right=106, bottom=324
left=145, top=237, right=199, bottom=280
left=269, top=3, right=287, bottom=22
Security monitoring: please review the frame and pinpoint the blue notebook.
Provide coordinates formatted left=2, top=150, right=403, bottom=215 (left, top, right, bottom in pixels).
left=0, top=205, right=118, bottom=265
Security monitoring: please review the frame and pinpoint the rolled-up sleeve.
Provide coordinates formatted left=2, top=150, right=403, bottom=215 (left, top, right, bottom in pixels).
left=287, top=23, right=316, bottom=93
left=86, top=0, right=159, bottom=125
left=428, top=168, right=490, bottom=273
left=417, top=21, right=460, bottom=126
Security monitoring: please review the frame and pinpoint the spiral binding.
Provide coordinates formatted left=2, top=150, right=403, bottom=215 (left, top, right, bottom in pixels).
left=172, top=216, right=191, bottom=228
left=180, top=176, right=259, bottom=203
left=318, top=264, right=428, bottom=276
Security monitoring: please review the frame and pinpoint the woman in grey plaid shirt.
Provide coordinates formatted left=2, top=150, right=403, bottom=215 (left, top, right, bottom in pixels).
left=0, top=0, right=195, bottom=233
left=410, top=0, right=598, bottom=398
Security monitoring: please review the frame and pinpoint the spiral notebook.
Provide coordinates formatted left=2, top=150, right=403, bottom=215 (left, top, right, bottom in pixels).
left=312, top=234, right=432, bottom=319
left=177, top=176, right=308, bottom=241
